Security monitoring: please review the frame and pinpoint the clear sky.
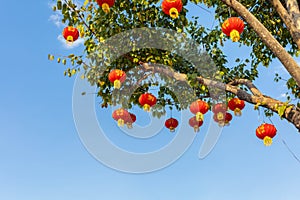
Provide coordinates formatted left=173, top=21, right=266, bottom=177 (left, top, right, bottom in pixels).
left=1, top=1, right=300, bottom=200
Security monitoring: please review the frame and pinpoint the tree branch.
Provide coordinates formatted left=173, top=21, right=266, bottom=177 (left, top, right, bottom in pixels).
left=140, top=62, right=300, bottom=131
left=269, top=0, right=300, bottom=48
left=221, top=0, right=300, bottom=87
left=286, top=0, right=300, bottom=29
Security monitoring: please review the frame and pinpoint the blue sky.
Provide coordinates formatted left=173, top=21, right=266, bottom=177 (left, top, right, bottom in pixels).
left=1, top=1, right=300, bottom=199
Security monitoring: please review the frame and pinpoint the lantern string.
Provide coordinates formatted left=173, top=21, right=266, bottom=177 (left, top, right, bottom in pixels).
left=268, top=117, right=300, bottom=165
left=193, top=4, right=211, bottom=14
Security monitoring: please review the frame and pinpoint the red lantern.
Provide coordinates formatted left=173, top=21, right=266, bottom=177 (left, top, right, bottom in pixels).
left=108, top=69, right=126, bottom=89
left=189, top=116, right=203, bottom=133
left=213, top=112, right=232, bottom=126
left=96, top=0, right=115, bottom=13
left=228, top=98, right=245, bottom=116
left=124, top=113, right=136, bottom=129
left=139, top=93, right=157, bottom=112
left=189, top=99, right=209, bottom=121
left=162, top=0, right=183, bottom=19
left=212, top=103, right=227, bottom=114
left=62, top=26, right=79, bottom=42
left=256, top=123, right=277, bottom=146
left=112, top=108, right=130, bottom=127
left=165, top=118, right=179, bottom=132
left=222, top=17, right=244, bottom=42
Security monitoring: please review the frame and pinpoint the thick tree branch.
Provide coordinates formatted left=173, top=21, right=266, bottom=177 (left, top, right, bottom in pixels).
left=286, top=0, right=300, bottom=29
left=141, top=62, right=300, bottom=131
left=221, top=0, right=300, bottom=87
left=270, top=0, right=300, bottom=48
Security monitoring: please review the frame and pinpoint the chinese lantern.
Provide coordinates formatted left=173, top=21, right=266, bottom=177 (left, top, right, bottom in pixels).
left=162, top=0, right=183, bottom=19
left=112, top=108, right=130, bottom=127
left=213, top=112, right=232, bottom=126
left=165, top=118, right=179, bottom=132
left=96, top=0, right=115, bottom=13
left=139, top=93, right=157, bottom=112
left=189, top=116, right=203, bottom=133
left=212, top=103, right=227, bottom=114
left=189, top=99, right=209, bottom=121
left=108, top=69, right=126, bottom=89
left=222, top=17, right=244, bottom=42
left=62, top=26, right=79, bottom=42
left=228, top=98, right=245, bottom=116
left=124, top=113, right=136, bottom=129
left=256, top=123, right=277, bottom=146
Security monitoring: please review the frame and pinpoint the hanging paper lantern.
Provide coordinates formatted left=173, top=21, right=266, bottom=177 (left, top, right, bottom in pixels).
left=62, top=26, right=79, bottom=42
left=189, top=116, right=203, bottom=133
left=256, top=123, right=277, bottom=146
left=165, top=118, right=179, bottom=132
left=112, top=108, right=130, bottom=127
left=139, top=93, right=157, bottom=112
left=162, top=0, right=183, bottom=19
left=96, top=0, right=115, bottom=13
left=124, top=113, right=136, bottom=129
left=212, top=103, right=227, bottom=114
left=222, top=17, right=244, bottom=42
left=228, top=98, right=245, bottom=116
left=213, top=112, right=232, bottom=126
left=189, top=99, right=209, bottom=121
left=108, top=69, right=126, bottom=89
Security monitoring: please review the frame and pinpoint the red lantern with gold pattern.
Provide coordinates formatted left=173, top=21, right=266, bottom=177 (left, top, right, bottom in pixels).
left=189, top=99, right=209, bottom=121
left=112, top=108, right=130, bottom=127
left=139, top=93, right=157, bottom=112
left=165, top=118, right=179, bottom=132
left=228, top=98, right=245, bottom=116
left=212, top=103, right=227, bottom=114
left=162, top=0, right=183, bottom=19
left=108, top=69, right=126, bottom=89
left=213, top=112, right=232, bottom=126
left=189, top=116, right=203, bottom=133
left=96, top=0, right=115, bottom=13
left=256, top=123, right=277, bottom=146
left=124, top=113, right=136, bottom=129
left=222, top=17, right=244, bottom=42
left=62, top=26, right=79, bottom=42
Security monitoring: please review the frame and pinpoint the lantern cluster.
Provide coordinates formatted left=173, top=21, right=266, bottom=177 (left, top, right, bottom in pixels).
left=212, top=103, right=232, bottom=126
left=228, top=98, right=245, bottom=116
left=222, top=17, right=245, bottom=42
left=62, top=26, right=79, bottom=43
left=256, top=123, right=277, bottom=146
left=112, top=108, right=130, bottom=127
left=161, top=0, right=183, bottom=19
left=165, top=118, right=179, bottom=132
left=96, top=0, right=115, bottom=13
left=108, top=69, right=126, bottom=89
left=139, top=93, right=157, bottom=112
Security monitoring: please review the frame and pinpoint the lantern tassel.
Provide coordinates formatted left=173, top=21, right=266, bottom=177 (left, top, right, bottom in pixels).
left=117, top=119, right=124, bottom=127
left=263, top=136, right=273, bottom=146
left=102, top=3, right=110, bottom=13
left=126, top=123, right=133, bottom=129
left=234, top=108, right=242, bottom=116
left=169, top=8, right=179, bottom=19
left=169, top=127, right=175, bottom=132
left=143, top=104, right=151, bottom=112
left=196, top=112, right=204, bottom=121
left=194, top=126, right=200, bottom=133
left=114, top=80, right=121, bottom=89
left=230, top=30, right=240, bottom=42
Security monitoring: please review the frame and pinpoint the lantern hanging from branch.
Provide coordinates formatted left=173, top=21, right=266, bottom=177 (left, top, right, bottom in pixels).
left=189, top=116, right=203, bottom=133
left=189, top=99, right=209, bottom=121
left=162, top=0, right=183, bottom=19
left=62, top=26, right=79, bottom=42
left=165, top=118, right=179, bottom=132
left=213, top=112, right=233, bottom=126
left=139, top=93, right=157, bottom=112
left=222, top=17, right=244, bottom=42
left=96, top=0, right=115, bottom=13
left=256, top=123, right=277, bottom=146
left=112, top=108, right=130, bottom=127
left=228, top=98, right=245, bottom=116
left=124, top=113, right=136, bottom=129
left=108, top=69, right=126, bottom=89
